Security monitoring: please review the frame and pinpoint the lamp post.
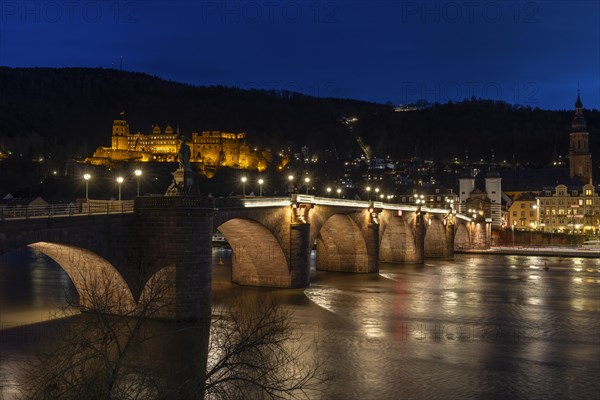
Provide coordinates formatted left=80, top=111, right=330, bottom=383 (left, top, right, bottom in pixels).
left=134, top=169, right=142, bottom=196
left=366, top=186, right=371, bottom=200
left=116, top=176, right=124, bottom=201
left=241, top=176, right=247, bottom=196
left=287, top=175, right=294, bottom=194
left=326, top=187, right=332, bottom=196
left=83, top=173, right=91, bottom=200
left=258, top=178, right=264, bottom=196
left=512, top=221, right=515, bottom=247
left=304, top=177, right=310, bottom=195
left=336, top=188, right=342, bottom=198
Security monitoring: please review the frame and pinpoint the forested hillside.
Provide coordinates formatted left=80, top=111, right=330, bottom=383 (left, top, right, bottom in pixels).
left=0, top=67, right=598, bottom=167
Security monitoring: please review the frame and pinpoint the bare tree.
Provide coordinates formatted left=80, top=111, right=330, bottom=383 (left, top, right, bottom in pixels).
left=204, top=296, right=326, bottom=400
left=17, top=255, right=173, bottom=400
left=16, top=253, right=325, bottom=399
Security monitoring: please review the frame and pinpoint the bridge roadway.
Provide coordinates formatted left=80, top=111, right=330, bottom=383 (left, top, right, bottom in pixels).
left=0, top=195, right=489, bottom=320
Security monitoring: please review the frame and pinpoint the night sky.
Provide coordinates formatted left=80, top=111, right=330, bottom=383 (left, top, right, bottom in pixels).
left=0, top=0, right=598, bottom=110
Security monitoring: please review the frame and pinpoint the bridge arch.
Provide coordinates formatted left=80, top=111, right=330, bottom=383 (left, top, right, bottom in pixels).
left=28, top=242, right=136, bottom=313
left=379, top=216, right=418, bottom=263
left=424, top=216, right=447, bottom=258
left=315, top=214, right=370, bottom=272
left=217, top=218, right=290, bottom=287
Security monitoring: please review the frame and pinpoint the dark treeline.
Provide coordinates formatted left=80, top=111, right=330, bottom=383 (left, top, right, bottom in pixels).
left=0, top=67, right=598, bottom=167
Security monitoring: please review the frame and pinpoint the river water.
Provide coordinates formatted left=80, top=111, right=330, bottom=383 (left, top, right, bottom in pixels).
left=1, top=247, right=599, bottom=399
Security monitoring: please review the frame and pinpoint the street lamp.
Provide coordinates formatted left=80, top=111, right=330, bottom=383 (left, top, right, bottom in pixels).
left=134, top=169, right=142, bottom=196
left=304, top=177, right=311, bottom=194
left=83, top=173, right=91, bottom=200
left=241, top=176, right=247, bottom=196
left=326, top=187, right=332, bottom=196
left=336, top=188, right=342, bottom=198
left=366, top=186, right=371, bottom=200
left=116, top=176, right=124, bottom=201
left=258, top=178, right=264, bottom=196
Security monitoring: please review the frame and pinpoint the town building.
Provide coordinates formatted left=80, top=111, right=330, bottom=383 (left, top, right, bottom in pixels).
left=537, top=183, right=599, bottom=233
left=507, top=192, right=538, bottom=230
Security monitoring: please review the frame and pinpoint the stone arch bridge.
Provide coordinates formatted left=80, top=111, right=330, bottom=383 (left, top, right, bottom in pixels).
left=0, top=195, right=490, bottom=320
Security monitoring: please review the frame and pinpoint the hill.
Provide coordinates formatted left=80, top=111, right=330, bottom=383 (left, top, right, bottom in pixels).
left=0, top=66, right=598, bottom=171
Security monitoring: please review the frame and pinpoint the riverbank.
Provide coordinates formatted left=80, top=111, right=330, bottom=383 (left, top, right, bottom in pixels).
left=458, top=246, right=600, bottom=258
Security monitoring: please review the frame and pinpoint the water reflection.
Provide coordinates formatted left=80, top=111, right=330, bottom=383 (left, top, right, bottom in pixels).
left=1, top=250, right=599, bottom=399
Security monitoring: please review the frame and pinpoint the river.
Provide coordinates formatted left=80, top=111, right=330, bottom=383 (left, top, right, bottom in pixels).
left=1, top=247, right=599, bottom=399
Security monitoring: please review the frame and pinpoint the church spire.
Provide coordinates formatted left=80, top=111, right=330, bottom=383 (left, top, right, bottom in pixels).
left=568, top=90, right=593, bottom=185
left=571, top=90, right=587, bottom=132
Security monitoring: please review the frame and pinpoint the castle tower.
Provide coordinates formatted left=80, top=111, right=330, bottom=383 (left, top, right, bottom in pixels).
left=568, top=92, right=593, bottom=184
left=111, top=115, right=130, bottom=151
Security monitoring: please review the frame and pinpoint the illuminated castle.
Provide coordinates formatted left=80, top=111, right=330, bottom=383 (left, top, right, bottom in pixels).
left=88, top=116, right=269, bottom=174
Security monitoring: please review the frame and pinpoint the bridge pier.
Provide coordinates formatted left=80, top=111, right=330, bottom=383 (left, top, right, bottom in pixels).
left=289, top=223, right=312, bottom=287
left=365, top=222, right=380, bottom=272
left=414, top=212, right=425, bottom=264
left=136, top=197, right=215, bottom=321
left=444, top=219, right=455, bottom=259
left=469, top=221, right=490, bottom=250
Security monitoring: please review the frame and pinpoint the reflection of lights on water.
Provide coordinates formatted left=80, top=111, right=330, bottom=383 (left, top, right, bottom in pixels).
left=571, top=299, right=585, bottom=311
left=584, top=278, right=600, bottom=284
left=574, top=267, right=583, bottom=272
left=509, top=265, right=517, bottom=269
left=528, top=275, right=540, bottom=280
left=573, top=277, right=583, bottom=284
left=362, top=318, right=384, bottom=338
left=379, top=273, right=400, bottom=282
left=529, top=256, right=543, bottom=264
left=528, top=298, right=542, bottom=306
left=529, top=265, right=539, bottom=270
left=442, top=291, right=458, bottom=307
left=304, top=287, right=342, bottom=314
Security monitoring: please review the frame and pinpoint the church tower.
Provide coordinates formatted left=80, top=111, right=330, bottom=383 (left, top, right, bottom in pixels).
left=568, top=92, right=593, bottom=184
left=111, top=114, right=130, bottom=151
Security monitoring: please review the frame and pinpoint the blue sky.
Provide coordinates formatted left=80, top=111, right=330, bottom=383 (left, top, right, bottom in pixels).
left=0, top=0, right=598, bottom=109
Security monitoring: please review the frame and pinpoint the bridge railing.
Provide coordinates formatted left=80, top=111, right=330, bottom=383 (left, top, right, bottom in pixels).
left=0, top=200, right=135, bottom=221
